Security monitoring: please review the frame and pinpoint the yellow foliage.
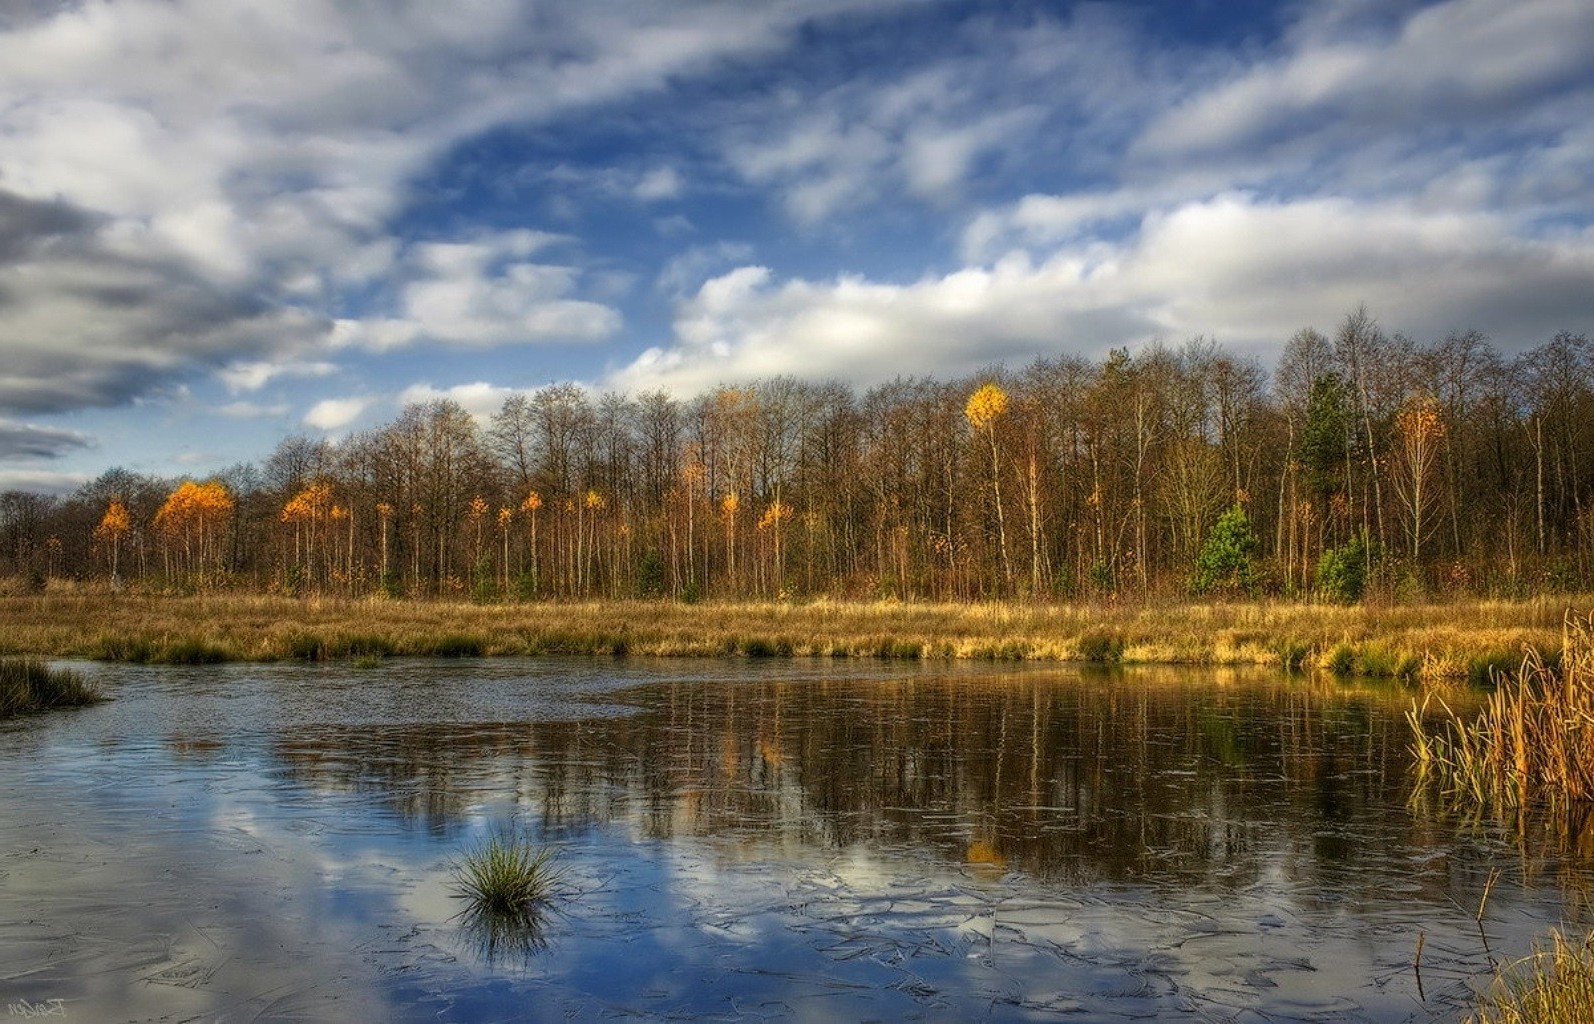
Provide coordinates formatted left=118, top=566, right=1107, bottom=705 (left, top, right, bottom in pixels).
left=757, top=500, right=791, bottom=530
left=721, top=492, right=740, bottom=516
left=280, top=481, right=333, bottom=523
left=964, top=382, right=1009, bottom=432
left=521, top=490, right=543, bottom=513
left=584, top=490, right=607, bottom=511
left=158, top=480, right=235, bottom=535
left=94, top=500, right=131, bottom=541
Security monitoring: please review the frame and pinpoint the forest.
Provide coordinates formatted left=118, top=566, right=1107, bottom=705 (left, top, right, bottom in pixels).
left=3, top=308, right=1592, bottom=604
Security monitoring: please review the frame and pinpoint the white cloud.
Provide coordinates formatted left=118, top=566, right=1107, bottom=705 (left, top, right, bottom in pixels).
left=331, top=231, right=622, bottom=350
left=610, top=193, right=1594, bottom=395
left=217, top=400, right=291, bottom=419
left=634, top=166, right=683, bottom=201
left=397, top=382, right=520, bottom=423
left=218, top=360, right=339, bottom=394
left=1136, top=0, right=1594, bottom=161
left=303, top=396, right=371, bottom=431
left=655, top=241, right=757, bottom=296
left=0, top=469, right=88, bottom=494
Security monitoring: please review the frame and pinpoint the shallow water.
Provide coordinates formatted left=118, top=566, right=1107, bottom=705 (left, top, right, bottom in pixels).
left=1, top=659, right=1589, bottom=1022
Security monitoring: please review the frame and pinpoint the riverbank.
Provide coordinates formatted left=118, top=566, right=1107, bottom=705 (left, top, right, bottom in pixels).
left=0, top=592, right=1578, bottom=679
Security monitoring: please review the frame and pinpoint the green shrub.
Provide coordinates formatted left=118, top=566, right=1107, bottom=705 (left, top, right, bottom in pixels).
left=1316, top=532, right=1370, bottom=603
left=1192, top=504, right=1260, bottom=597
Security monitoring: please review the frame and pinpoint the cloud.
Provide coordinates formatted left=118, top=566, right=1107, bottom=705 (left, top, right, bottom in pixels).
left=655, top=241, right=757, bottom=296
left=0, top=0, right=902, bottom=415
left=0, top=469, right=88, bottom=494
left=217, top=401, right=291, bottom=419
left=217, top=360, right=339, bottom=394
left=397, top=382, right=520, bottom=422
left=609, top=193, right=1594, bottom=395
left=634, top=166, right=683, bottom=202
left=303, top=396, right=371, bottom=431
left=331, top=231, right=622, bottom=350
left=0, top=186, right=328, bottom=414
left=722, top=9, right=1156, bottom=223
left=1134, top=0, right=1594, bottom=175
left=0, top=419, right=92, bottom=461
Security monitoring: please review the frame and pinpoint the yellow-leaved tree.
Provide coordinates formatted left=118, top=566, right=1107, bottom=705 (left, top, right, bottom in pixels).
left=94, top=499, right=132, bottom=581
left=965, top=382, right=1012, bottom=588
left=155, top=480, right=235, bottom=585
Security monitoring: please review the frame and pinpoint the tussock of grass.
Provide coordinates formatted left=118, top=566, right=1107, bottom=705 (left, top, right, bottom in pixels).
left=450, top=829, right=564, bottom=961
left=451, top=831, right=562, bottom=914
left=0, top=658, right=105, bottom=717
left=1468, top=930, right=1594, bottom=1024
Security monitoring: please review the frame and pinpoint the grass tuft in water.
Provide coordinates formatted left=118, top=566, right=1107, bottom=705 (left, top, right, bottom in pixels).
left=0, top=658, right=106, bottom=717
left=451, top=830, right=563, bottom=916
left=1467, top=929, right=1594, bottom=1024
left=450, top=830, right=563, bottom=961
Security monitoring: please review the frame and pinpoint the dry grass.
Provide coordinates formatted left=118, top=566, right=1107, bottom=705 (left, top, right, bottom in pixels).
left=1410, top=612, right=1594, bottom=805
left=1467, top=929, right=1594, bottom=1024
left=0, top=591, right=1575, bottom=678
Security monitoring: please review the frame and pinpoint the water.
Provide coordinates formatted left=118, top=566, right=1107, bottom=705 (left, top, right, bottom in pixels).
left=1, top=659, right=1588, bottom=1022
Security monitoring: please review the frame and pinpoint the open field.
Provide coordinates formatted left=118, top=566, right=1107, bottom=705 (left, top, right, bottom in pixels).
left=0, top=591, right=1583, bottom=679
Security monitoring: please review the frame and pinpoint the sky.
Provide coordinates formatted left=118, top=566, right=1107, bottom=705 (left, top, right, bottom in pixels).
left=1, top=0, right=1592, bottom=493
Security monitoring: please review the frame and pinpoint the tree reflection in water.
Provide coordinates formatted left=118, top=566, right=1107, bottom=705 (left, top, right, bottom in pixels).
left=268, top=666, right=1505, bottom=896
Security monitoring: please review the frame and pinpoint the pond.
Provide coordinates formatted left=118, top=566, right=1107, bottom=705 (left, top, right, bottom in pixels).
left=1, top=659, right=1589, bottom=1022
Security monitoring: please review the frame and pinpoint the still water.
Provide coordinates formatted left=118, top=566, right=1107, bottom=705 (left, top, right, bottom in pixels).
left=1, top=659, right=1588, bottom=1022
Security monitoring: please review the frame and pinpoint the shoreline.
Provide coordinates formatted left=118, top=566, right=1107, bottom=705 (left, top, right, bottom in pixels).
left=0, top=592, right=1579, bottom=680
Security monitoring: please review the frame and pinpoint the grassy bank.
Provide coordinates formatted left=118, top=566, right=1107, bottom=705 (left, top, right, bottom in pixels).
left=0, top=592, right=1578, bottom=678
left=0, top=658, right=106, bottom=718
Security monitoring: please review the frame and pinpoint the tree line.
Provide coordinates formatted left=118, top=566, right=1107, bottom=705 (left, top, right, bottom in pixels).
left=4, top=307, right=1591, bottom=603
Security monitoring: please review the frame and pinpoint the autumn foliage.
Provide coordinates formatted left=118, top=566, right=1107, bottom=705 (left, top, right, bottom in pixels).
left=5, top=314, right=1594, bottom=603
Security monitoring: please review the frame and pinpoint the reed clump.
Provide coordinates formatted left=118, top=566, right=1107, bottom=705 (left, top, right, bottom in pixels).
left=1467, top=929, right=1594, bottom=1024
left=1409, top=613, right=1594, bottom=806
left=0, top=658, right=105, bottom=717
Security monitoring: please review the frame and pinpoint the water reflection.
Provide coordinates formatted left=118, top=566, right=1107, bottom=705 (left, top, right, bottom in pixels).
left=269, top=669, right=1453, bottom=889
left=2, top=660, right=1590, bottom=1023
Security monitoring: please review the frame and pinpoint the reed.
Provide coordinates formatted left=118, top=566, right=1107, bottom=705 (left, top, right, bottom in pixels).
left=1467, top=930, right=1594, bottom=1024
left=1409, top=613, right=1594, bottom=806
left=0, top=657, right=105, bottom=718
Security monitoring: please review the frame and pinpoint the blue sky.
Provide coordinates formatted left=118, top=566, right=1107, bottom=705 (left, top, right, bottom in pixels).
left=1, top=0, right=1591, bottom=491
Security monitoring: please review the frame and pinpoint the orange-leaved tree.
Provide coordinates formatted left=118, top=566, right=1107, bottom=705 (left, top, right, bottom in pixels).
left=154, top=480, right=235, bottom=585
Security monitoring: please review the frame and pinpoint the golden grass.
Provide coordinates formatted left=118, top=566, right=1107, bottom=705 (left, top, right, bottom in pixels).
left=1467, top=930, right=1594, bottom=1024
left=1410, top=612, right=1594, bottom=805
left=0, top=591, right=1578, bottom=678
